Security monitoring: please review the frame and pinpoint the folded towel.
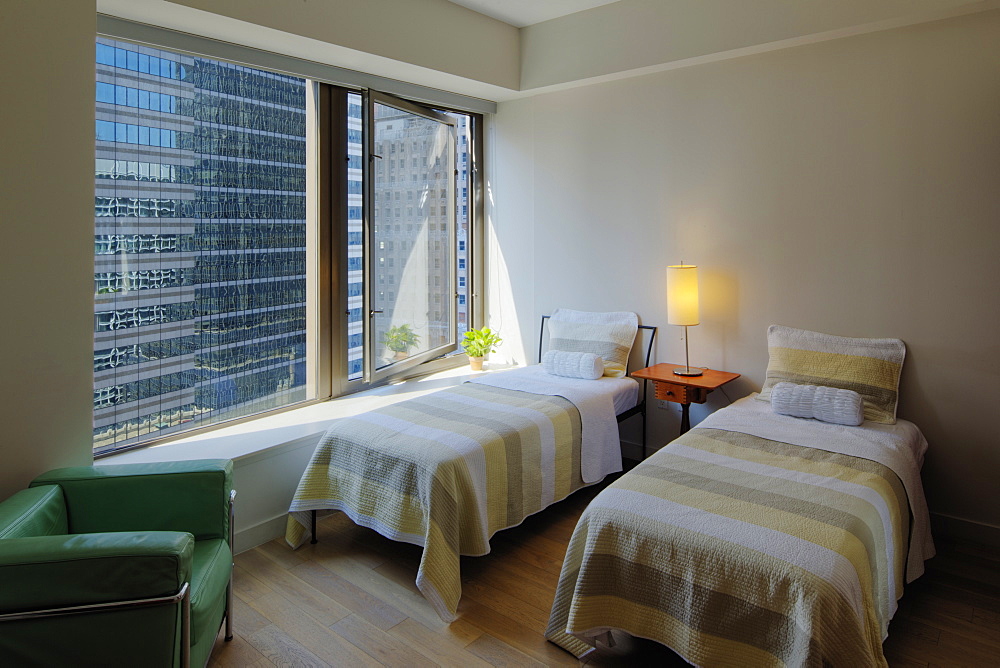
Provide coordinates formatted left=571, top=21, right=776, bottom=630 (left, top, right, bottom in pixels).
left=771, top=382, right=864, bottom=426
left=542, top=350, right=604, bottom=380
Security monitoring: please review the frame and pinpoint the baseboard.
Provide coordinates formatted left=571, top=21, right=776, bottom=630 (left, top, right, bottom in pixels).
left=234, top=514, right=289, bottom=554
left=930, top=512, right=1000, bottom=548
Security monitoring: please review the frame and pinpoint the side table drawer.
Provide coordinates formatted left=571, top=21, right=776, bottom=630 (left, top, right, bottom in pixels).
left=654, top=382, right=692, bottom=403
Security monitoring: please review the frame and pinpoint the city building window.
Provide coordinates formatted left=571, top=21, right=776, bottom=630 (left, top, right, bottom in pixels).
left=94, top=38, right=310, bottom=454
left=94, top=30, right=483, bottom=455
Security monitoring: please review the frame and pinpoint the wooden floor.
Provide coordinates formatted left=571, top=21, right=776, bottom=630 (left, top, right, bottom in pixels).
left=210, top=478, right=1000, bottom=667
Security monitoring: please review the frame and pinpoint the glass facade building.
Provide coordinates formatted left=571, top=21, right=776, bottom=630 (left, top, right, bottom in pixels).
left=93, top=39, right=310, bottom=453
left=94, top=38, right=473, bottom=453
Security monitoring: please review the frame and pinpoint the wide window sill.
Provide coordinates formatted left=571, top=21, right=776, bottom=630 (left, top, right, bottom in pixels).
left=103, top=361, right=516, bottom=466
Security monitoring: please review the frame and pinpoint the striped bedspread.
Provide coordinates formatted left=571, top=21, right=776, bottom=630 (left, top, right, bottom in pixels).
left=546, top=396, right=933, bottom=666
left=285, top=382, right=588, bottom=621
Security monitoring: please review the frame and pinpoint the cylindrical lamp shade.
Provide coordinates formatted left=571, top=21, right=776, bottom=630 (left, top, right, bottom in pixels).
left=667, top=265, right=700, bottom=326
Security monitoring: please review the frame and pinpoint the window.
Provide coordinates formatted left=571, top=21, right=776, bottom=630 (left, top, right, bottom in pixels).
left=94, top=38, right=309, bottom=454
left=94, top=31, right=483, bottom=455
left=366, top=93, right=477, bottom=381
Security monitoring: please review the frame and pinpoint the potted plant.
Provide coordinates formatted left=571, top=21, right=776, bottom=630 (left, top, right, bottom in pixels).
left=383, top=324, right=419, bottom=360
left=461, top=327, right=502, bottom=371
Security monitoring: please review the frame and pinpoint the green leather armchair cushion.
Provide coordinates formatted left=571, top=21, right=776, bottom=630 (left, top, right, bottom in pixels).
left=1, top=605, right=182, bottom=668
left=0, top=531, right=193, bottom=613
left=0, top=485, right=68, bottom=539
left=31, top=459, right=232, bottom=540
left=189, top=538, right=232, bottom=650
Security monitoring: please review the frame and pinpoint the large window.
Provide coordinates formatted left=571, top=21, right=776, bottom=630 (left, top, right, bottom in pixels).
left=93, top=35, right=482, bottom=455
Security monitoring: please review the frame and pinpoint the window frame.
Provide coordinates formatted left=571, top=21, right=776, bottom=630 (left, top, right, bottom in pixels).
left=363, top=91, right=458, bottom=385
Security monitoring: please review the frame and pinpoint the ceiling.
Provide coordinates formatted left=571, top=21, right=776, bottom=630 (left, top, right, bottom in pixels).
left=446, top=0, right=621, bottom=27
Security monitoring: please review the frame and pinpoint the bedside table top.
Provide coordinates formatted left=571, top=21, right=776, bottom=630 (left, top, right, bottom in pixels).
left=632, top=363, right=740, bottom=390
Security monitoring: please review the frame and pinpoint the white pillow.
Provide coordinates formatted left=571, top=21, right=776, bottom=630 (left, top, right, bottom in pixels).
left=548, top=309, right=638, bottom=378
left=771, top=382, right=865, bottom=426
left=542, top=350, right=604, bottom=380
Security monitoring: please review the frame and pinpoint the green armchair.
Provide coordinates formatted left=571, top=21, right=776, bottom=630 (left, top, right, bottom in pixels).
left=0, top=459, right=235, bottom=667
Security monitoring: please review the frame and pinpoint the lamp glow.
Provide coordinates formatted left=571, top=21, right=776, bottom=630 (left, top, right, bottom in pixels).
left=666, top=264, right=703, bottom=376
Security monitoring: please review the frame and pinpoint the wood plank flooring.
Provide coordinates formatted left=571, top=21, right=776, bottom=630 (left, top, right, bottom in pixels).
left=209, top=476, right=1000, bottom=667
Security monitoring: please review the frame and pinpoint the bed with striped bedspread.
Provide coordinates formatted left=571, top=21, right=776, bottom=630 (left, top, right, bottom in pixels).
left=546, top=395, right=934, bottom=667
left=285, top=366, right=637, bottom=621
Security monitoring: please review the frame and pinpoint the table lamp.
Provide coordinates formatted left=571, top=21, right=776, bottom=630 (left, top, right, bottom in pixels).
left=667, top=264, right=702, bottom=376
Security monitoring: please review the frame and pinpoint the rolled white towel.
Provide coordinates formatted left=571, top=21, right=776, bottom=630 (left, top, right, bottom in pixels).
left=771, top=382, right=865, bottom=426
left=542, top=350, right=604, bottom=380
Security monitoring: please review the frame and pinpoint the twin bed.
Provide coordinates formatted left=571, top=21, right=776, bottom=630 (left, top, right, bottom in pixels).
left=546, top=324, right=934, bottom=666
left=545, top=395, right=933, bottom=666
left=286, top=318, right=933, bottom=666
left=286, top=309, right=653, bottom=620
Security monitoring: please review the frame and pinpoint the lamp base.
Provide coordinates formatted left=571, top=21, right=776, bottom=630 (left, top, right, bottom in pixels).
left=673, top=367, right=704, bottom=377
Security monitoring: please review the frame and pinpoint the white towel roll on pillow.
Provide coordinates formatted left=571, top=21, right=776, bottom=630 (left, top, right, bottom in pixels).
left=771, top=382, right=865, bottom=426
left=542, top=350, right=604, bottom=380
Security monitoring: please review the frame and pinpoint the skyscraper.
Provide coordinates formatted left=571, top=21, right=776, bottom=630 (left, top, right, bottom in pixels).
left=93, top=40, right=471, bottom=453
left=93, top=39, right=309, bottom=452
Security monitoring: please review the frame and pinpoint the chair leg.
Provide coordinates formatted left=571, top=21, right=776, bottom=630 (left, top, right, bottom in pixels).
left=226, top=488, right=236, bottom=642
left=181, top=585, right=191, bottom=668
left=224, top=580, right=233, bottom=642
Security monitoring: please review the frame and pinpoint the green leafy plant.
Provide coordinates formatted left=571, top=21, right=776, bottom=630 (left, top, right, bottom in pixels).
left=383, top=324, right=419, bottom=354
left=461, top=327, right=502, bottom=358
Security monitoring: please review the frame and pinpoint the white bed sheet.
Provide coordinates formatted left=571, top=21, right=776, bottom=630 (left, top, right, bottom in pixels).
left=479, top=365, right=640, bottom=414
left=470, top=365, right=638, bottom=483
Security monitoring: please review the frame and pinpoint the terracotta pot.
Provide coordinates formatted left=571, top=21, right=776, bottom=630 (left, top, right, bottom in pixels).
left=469, top=356, right=484, bottom=371
left=393, top=351, right=409, bottom=360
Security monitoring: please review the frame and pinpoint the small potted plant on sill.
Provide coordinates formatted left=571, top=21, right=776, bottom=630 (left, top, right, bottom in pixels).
left=383, top=324, right=419, bottom=361
left=461, top=327, right=502, bottom=371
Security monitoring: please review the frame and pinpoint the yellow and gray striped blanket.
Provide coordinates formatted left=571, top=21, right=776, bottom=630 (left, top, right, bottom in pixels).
left=546, top=396, right=933, bottom=667
left=285, top=381, right=590, bottom=621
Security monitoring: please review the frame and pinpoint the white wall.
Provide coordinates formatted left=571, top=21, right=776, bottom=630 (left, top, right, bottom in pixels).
left=520, top=0, right=995, bottom=91
left=0, top=1, right=95, bottom=494
left=493, top=10, right=1000, bottom=536
left=100, top=0, right=520, bottom=99
left=169, top=0, right=519, bottom=88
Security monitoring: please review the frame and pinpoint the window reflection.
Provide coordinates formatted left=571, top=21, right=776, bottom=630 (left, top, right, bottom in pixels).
left=93, top=38, right=310, bottom=453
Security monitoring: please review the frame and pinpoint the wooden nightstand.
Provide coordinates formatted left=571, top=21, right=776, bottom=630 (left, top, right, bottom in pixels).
left=632, top=363, right=741, bottom=440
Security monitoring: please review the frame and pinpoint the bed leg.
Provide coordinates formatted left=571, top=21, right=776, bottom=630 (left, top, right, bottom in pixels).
left=310, top=509, right=318, bottom=544
left=642, top=400, right=647, bottom=460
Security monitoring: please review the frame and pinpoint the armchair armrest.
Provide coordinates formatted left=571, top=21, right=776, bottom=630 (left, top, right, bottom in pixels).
left=30, top=460, right=232, bottom=541
left=0, top=532, right=193, bottom=615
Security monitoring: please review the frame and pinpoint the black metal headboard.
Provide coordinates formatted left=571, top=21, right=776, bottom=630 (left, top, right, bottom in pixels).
left=538, top=315, right=657, bottom=374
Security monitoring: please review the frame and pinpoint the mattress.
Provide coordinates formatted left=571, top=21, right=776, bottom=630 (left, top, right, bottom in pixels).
left=546, top=395, right=934, bottom=666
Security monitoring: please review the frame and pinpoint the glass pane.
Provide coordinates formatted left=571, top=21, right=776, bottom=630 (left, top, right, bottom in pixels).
left=347, top=92, right=364, bottom=380
left=94, top=38, right=311, bottom=454
left=372, top=102, right=455, bottom=370
left=447, top=112, right=472, bottom=339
